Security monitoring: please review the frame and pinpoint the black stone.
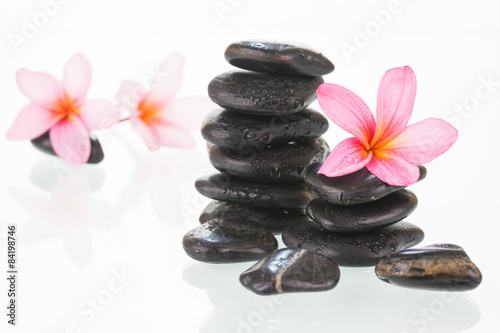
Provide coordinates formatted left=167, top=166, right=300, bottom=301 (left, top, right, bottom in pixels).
left=282, top=220, right=424, bottom=267
left=240, top=248, right=340, bottom=295
left=200, top=200, right=310, bottom=233
left=224, top=41, right=335, bottom=77
left=208, top=71, right=324, bottom=116
left=201, top=108, right=329, bottom=150
left=31, top=131, right=104, bottom=164
left=195, top=173, right=316, bottom=209
left=306, top=189, right=418, bottom=234
left=304, top=163, right=427, bottom=205
left=209, top=138, right=329, bottom=183
left=182, top=218, right=278, bottom=263
left=375, top=244, right=482, bottom=291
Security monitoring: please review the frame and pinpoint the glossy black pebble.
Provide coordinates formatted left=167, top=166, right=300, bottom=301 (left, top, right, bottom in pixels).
left=182, top=218, right=278, bottom=263
left=375, top=244, right=482, bottom=291
left=200, top=201, right=310, bottom=233
left=195, top=173, right=316, bottom=209
left=306, top=189, right=418, bottom=234
left=209, top=138, right=329, bottom=183
left=304, top=163, right=427, bottom=205
left=240, top=248, right=340, bottom=295
left=201, top=108, right=329, bottom=150
left=225, top=41, right=335, bottom=77
left=282, top=220, right=424, bottom=267
left=208, top=71, right=324, bottom=116
left=31, top=131, right=104, bottom=164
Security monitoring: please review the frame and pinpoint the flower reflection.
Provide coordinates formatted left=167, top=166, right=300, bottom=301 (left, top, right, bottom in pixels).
left=115, top=136, right=206, bottom=226
left=10, top=163, right=119, bottom=266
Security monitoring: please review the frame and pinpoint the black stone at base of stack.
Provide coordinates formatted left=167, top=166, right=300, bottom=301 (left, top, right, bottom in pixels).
left=182, top=218, right=278, bottom=263
left=282, top=220, right=424, bottom=267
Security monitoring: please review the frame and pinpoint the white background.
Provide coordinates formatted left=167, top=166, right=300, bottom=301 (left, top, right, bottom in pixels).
left=1, top=0, right=499, bottom=332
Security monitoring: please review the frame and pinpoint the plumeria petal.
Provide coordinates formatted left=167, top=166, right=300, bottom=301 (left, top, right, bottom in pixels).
left=77, top=99, right=120, bottom=131
left=7, top=103, right=63, bottom=140
left=317, top=83, right=376, bottom=148
left=16, top=69, right=63, bottom=107
left=160, top=96, right=215, bottom=130
left=146, top=53, right=184, bottom=107
left=384, top=118, right=458, bottom=164
left=129, top=116, right=160, bottom=151
left=373, top=66, right=417, bottom=143
left=366, top=152, right=420, bottom=186
left=157, top=125, right=196, bottom=149
left=116, top=80, right=146, bottom=111
left=318, top=137, right=372, bottom=177
left=63, top=53, right=92, bottom=103
left=50, top=116, right=91, bottom=165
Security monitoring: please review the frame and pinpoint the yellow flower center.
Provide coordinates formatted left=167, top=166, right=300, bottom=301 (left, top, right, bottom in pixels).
left=137, top=98, right=163, bottom=125
left=52, top=93, right=80, bottom=121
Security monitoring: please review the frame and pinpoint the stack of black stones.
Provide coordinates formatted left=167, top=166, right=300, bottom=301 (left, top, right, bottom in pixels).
left=183, top=41, right=482, bottom=296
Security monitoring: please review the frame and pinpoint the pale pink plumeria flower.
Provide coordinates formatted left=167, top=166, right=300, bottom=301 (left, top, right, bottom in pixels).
left=116, top=53, right=214, bottom=150
left=317, top=66, right=458, bottom=186
left=7, top=54, right=120, bottom=165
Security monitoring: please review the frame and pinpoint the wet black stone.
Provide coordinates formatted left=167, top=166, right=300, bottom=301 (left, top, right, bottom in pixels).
left=304, top=163, right=427, bottom=205
left=240, top=248, right=340, bottom=295
left=306, top=189, right=418, bottom=234
left=224, top=41, right=335, bottom=77
left=200, top=200, right=310, bottom=233
left=282, top=220, right=424, bottom=267
left=375, top=244, right=482, bottom=291
left=195, top=173, right=316, bottom=209
left=31, top=131, right=104, bottom=164
left=208, top=71, right=324, bottom=116
left=201, top=108, right=329, bottom=150
left=209, top=138, right=329, bottom=183
left=182, top=218, right=278, bottom=263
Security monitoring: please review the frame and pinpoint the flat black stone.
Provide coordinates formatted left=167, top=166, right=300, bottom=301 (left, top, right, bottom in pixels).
left=195, top=173, right=316, bottom=209
left=31, top=131, right=104, bottom=164
left=224, top=41, right=334, bottom=77
left=201, top=108, right=329, bottom=150
left=240, top=248, right=340, bottom=295
left=375, top=244, right=482, bottom=291
left=182, top=218, right=278, bottom=263
left=209, top=138, right=329, bottom=183
left=282, top=220, right=424, bottom=267
left=200, top=200, right=310, bottom=233
left=304, top=163, right=427, bottom=205
left=306, top=189, right=418, bottom=234
left=208, top=71, right=323, bottom=116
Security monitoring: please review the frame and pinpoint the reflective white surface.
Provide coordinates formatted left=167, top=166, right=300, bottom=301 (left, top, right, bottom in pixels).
left=1, top=0, right=500, bottom=332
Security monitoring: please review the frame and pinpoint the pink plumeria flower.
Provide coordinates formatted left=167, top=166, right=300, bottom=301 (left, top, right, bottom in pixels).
left=7, top=54, right=120, bottom=165
left=116, top=53, right=214, bottom=150
left=317, top=66, right=458, bottom=186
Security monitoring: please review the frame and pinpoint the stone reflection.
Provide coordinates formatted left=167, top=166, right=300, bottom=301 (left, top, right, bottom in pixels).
left=183, top=263, right=481, bottom=333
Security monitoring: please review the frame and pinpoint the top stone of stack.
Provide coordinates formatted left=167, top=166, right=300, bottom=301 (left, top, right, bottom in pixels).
left=208, top=41, right=334, bottom=116
left=224, top=41, right=335, bottom=77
